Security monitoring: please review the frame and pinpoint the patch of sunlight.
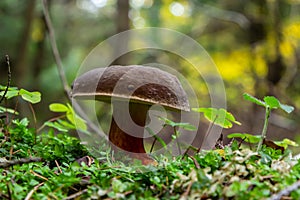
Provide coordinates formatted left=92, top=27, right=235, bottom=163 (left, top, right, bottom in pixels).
left=132, top=16, right=146, bottom=28
left=280, top=40, right=294, bottom=60
left=253, top=55, right=267, bottom=77
left=130, top=0, right=145, bottom=9
left=91, top=0, right=107, bottom=7
left=214, top=50, right=249, bottom=81
left=169, top=2, right=185, bottom=16
left=130, top=0, right=153, bottom=9
left=284, top=21, right=300, bottom=45
left=160, top=0, right=192, bottom=29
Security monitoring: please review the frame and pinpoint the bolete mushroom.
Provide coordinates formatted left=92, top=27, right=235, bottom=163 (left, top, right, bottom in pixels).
left=71, top=65, right=189, bottom=164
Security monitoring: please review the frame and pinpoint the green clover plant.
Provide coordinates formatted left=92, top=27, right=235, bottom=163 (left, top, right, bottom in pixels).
left=158, top=117, right=196, bottom=155
left=242, top=93, right=294, bottom=152
left=192, top=108, right=241, bottom=129
left=41, top=103, right=87, bottom=133
left=0, top=85, right=41, bottom=104
left=192, top=107, right=241, bottom=152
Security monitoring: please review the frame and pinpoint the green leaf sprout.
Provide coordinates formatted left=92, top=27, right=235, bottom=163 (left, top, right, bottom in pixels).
left=243, top=93, right=294, bottom=152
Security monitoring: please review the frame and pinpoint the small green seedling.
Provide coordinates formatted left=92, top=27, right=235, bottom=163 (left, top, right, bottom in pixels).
left=227, top=133, right=298, bottom=150
left=0, top=86, right=41, bottom=142
left=193, top=108, right=241, bottom=128
left=193, top=107, right=241, bottom=152
left=42, top=103, right=87, bottom=133
left=274, top=138, right=298, bottom=149
left=227, top=133, right=261, bottom=144
left=0, top=86, right=41, bottom=104
left=243, top=93, right=294, bottom=152
left=158, top=117, right=196, bottom=155
left=0, top=106, right=18, bottom=115
left=146, top=127, right=167, bottom=153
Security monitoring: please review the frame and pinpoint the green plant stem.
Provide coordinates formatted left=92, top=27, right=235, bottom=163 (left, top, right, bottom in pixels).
left=28, top=102, right=37, bottom=143
left=197, top=116, right=217, bottom=153
left=257, top=106, right=270, bottom=152
left=150, top=137, right=157, bottom=153
left=174, top=128, right=182, bottom=155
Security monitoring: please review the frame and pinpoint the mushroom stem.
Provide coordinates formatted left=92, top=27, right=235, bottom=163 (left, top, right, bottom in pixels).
left=109, top=102, right=149, bottom=153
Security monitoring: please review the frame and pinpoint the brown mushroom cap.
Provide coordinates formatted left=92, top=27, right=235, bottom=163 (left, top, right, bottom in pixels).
left=71, top=65, right=190, bottom=111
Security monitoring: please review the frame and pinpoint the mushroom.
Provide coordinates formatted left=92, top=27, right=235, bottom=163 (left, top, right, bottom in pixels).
left=71, top=65, right=189, bottom=164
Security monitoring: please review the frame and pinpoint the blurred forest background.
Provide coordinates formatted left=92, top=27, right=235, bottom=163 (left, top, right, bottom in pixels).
left=0, top=0, right=300, bottom=147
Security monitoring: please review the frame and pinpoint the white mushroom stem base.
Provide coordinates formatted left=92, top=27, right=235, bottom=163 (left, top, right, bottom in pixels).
left=109, top=102, right=156, bottom=165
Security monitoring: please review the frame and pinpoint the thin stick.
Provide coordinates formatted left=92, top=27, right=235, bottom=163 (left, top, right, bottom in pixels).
left=188, top=155, right=200, bottom=169
left=24, top=182, right=44, bottom=200
left=63, top=189, right=88, bottom=200
left=0, top=157, right=43, bottom=168
left=0, top=193, right=9, bottom=200
left=0, top=55, right=11, bottom=104
left=28, top=103, right=37, bottom=143
left=180, top=180, right=193, bottom=199
left=268, top=180, right=300, bottom=200
left=41, top=0, right=107, bottom=139
left=55, top=160, right=62, bottom=174
left=37, top=115, right=66, bottom=133
left=41, top=0, right=70, bottom=97
left=6, top=183, right=11, bottom=200
left=30, top=169, right=49, bottom=181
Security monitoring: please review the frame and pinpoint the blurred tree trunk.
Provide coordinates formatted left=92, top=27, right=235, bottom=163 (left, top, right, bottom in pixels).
left=15, top=0, right=36, bottom=86
left=266, top=0, right=287, bottom=94
left=116, top=0, right=129, bottom=33
left=112, top=0, right=130, bottom=65
left=31, top=12, right=47, bottom=91
left=241, top=0, right=287, bottom=95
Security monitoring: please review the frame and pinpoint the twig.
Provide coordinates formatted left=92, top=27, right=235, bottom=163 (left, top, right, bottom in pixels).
left=30, top=169, right=49, bottom=181
left=188, top=155, right=200, bottom=169
left=28, top=102, right=37, bottom=143
left=6, top=182, right=11, bottom=200
left=0, top=192, right=9, bottom=200
left=41, top=0, right=107, bottom=139
left=0, top=157, right=43, bottom=168
left=41, top=0, right=70, bottom=97
left=37, top=115, right=65, bottom=133
left=63, top=189, right=88, bottom=200
left=55, top=160, right=62, bottom=174
left=268, top=180, right=300, bottom=200
left=25, top=182, right=44, bottom=200
left=180, top=180, right=193, bottom=199
left=0, top=55, right=11, bottom=104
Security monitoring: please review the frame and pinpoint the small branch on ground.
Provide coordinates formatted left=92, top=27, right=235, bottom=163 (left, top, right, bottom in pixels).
left=30, top=169, right=49, bottom=181
left=55, top=160, right=62, bottom=174
left=63, top=189, right=88, bottom=200
left=268, top=180, right=300, bottom=200
left=0, top=157, right=43, bottom=168
left=24, top=182, right=44, bottom=200
left=188, top=155, right=200, bottom=169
